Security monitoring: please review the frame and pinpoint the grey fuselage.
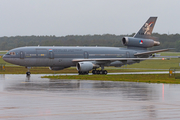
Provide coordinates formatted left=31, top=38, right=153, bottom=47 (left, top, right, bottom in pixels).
left=3, top=46, right=148, bottom=68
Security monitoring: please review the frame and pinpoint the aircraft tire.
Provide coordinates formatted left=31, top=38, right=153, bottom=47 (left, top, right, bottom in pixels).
left=92, top=70, right=108, bottom=75
left=103, top=70, right=107, bottom=75
left=92, top=70, right=95, bottom=74
left=78, top=71, right=82, bottom=75
left=26, top=72, right=31, bottom=76
left=100, top=70, right=103, bottom=74
left=94, top=70, right=97, bottom=74
left=78, top=71, right=89, bottom=75
left=93, top=70, right=98, bottom=74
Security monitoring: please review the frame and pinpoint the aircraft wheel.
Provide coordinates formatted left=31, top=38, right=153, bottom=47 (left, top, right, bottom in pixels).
left=93, top=70, right=98, bottom=74
left=78, top=71, right=82, bottom=75
left=92, top=70, right=95, bottom=74
left=26, top=72, right=31, bottom=76
left=94, top=70, right=97, bottom=74
left=100, top=70, right=103, bottom=74
left=103, top=70, right=107, bottom=75
left=79, top=71, right=89, bottom=75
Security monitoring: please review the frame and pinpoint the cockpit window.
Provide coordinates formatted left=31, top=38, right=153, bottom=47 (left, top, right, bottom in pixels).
left=10, top=52, right=16, bottom=55
left=6, top=52, right=16, bottom=55
left=6, top=52, right=10, bottom=55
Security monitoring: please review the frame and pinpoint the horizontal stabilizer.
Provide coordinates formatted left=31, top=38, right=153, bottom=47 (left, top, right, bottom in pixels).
left=134, top=49, right=169, bottom=56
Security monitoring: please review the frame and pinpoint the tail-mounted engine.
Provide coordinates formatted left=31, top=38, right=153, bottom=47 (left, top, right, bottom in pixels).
left=122, top=37, right=160, bottom=48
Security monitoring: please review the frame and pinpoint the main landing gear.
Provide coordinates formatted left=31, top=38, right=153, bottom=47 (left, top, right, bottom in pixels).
left=92, top=70, right=108, bottom=75
left=92, top=65, right=108, bottom=75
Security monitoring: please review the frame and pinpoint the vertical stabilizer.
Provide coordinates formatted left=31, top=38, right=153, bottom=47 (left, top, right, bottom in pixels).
left=133, top=17, right=157, bottom=39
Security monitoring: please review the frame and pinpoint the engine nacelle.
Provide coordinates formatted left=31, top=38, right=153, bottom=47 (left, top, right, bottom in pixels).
left=49, top=67, right=65, bottom=71
left=76, top=62, right=99, bottom=72
left=122, top=37, right=160, bottom=48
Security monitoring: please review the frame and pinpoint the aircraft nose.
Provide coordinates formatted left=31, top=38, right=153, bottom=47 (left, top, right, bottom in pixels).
left=3, top=55, right=7, bottom=61
left=3, top=54, right=10, bottom=62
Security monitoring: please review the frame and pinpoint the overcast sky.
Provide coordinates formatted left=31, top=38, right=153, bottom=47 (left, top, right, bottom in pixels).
left=0, top=0, right=179, bottom=37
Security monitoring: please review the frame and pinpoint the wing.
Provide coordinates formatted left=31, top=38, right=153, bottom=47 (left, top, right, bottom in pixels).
left=72, top=58, right=165, bottom=62
left=72, top=48, right=168, bottom=63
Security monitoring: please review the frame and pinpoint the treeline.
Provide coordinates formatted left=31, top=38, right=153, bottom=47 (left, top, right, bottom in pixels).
left=0, top=33, right=179, bottom=51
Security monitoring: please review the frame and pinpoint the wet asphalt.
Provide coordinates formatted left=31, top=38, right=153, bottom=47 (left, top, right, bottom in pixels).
left=0, top=74, right=180, bottom=120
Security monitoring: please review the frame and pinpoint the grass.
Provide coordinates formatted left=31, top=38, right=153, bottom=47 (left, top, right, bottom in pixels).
left=0, top=66, right=77, bottom=74
left=125, top=58, right=180, bottom=69
left=159, top=52, right=180, bottom=56
left=42, top=74, right=180, bottom=84
left=0, top=52, right=7, bottom=54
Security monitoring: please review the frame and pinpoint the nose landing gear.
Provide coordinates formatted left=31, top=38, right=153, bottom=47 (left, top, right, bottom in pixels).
left=26, top=67, right=31, bottom=76
left=26, top=71, right=31, bottom=76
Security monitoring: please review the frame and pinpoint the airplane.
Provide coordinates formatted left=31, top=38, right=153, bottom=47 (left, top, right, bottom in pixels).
left=3, top=17, right=168, bottom=76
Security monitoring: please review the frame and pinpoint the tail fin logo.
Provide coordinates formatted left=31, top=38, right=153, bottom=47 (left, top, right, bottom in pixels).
left=134, top=17, right=157, bottom=38
left=143, top=21, right=154, bottom=35
left=139, top=40, right=143, bottom=44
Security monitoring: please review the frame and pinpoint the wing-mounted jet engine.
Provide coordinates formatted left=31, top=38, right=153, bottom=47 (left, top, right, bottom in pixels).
left=76, top=62, right=100, bottom=75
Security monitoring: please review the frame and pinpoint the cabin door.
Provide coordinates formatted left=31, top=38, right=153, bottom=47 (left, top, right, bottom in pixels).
left=126, top=52, right=130, bottom=58
left=20, top=51, right=24, bottom=59
left=49, top=51, right=54, bottom=59
left=48, top=50, right=54, bottom=66
left=84, top=51, right=89, bottom=59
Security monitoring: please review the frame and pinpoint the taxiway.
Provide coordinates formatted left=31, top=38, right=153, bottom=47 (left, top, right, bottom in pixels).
left=0, top=74, right=179, bottom=119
